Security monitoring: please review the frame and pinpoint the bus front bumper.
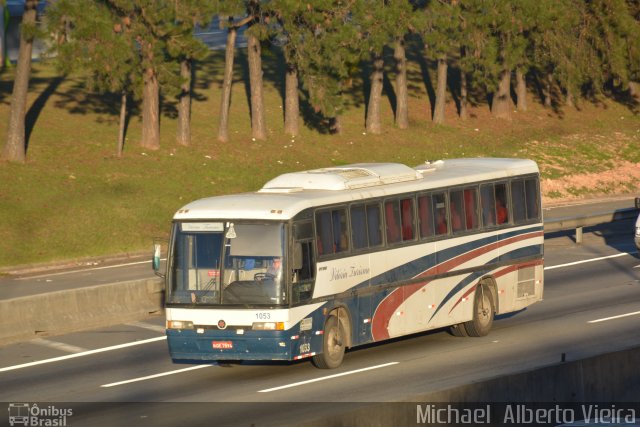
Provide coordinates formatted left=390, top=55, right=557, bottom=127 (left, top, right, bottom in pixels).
left=166, top=329, right=293, bottom=362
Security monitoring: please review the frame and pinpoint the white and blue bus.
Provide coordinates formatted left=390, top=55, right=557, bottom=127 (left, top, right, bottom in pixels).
left=154, top=158, right=544, bottom=369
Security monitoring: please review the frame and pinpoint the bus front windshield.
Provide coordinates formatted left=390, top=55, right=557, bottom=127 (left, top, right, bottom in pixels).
left=167, top=222, right=286, bottom=306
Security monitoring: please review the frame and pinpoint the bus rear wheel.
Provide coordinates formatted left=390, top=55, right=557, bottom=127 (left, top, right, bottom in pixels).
left=463, top=285, right=494, bottom=337
left=312, top=315, right=345, bottom=369
left=448, top=323, right=469, bottom=337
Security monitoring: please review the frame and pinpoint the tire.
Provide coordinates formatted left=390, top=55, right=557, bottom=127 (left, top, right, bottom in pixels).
left=463, top=285, right=494, bottom=337
left=448, top=323, right=469, bottom=337
left=312, top=315, right=345, bottom=369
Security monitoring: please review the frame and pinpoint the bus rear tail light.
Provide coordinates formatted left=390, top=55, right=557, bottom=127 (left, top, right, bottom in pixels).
left=167, top=320, right=194, bottom=329
left=252, top=322, right=285, bottom=331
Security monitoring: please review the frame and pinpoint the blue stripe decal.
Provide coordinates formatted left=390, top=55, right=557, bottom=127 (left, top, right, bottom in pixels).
left=367, top=225, right=542, bottom=287
left=428, top=245, right=541, bottom=322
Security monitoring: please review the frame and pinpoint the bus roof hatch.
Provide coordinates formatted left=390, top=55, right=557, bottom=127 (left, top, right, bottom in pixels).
left=259, top=163, right=422, bottom=192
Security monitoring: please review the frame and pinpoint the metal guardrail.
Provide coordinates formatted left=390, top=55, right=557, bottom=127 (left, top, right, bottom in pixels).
left=544, top=207, right=639, bottom=244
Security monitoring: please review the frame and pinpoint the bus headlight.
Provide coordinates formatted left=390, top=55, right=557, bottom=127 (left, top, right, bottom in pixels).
left=252, top=322, right=285, bottom=331
left=167, top=320, right=194, bottom=329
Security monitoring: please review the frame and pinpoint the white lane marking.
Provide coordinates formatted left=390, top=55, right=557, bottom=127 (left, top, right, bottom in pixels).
left=588, top=310, right=640, bottom=324
left=101, top=365, right=213, bottom=388
left=15, top=258, right=166, bottom=280
left=31, top=338, right=87, bottom=354
left=258, top=362, right=399, bottom=393
left=544, top=252, right=633, bottom=271
left=0, top=336, right=166, bottom=373
left=126, top=321, right=166, bottom=334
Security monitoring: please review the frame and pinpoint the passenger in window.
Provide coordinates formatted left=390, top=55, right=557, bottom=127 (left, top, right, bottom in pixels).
left=496, top=197, right=508, bottom=224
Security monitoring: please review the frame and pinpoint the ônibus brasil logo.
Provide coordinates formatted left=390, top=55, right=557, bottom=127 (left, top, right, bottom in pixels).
left=7, top=403, right=73, bottom=426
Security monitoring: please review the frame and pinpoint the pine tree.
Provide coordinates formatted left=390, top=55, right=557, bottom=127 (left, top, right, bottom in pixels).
left=46, top=0, right=139, bottom=157
left=216, top=2, right=251, bottom=143
left=415, top=0, right=463, bottom=124
left=460, top=0, right=539, bottom=119
left=358, top=0, right=413, bottom=133
left=245, top=0, right=267, bottom=141
left=103, top=0, right=179, bottom=151
left=165, top=1, right=215, bottom=147
left=286, top=0, right=361, bottom=133
left=263, top=0, right=304, bottom=137
left=2, top=0, right=38, bottom=163
left=584, top=0, right=640, bottom=95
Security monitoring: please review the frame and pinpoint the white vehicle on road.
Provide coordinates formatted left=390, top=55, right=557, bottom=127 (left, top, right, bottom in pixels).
left=635, top=197, right=640, bottom=250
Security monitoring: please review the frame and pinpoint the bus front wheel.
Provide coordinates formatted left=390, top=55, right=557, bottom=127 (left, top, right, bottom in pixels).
left=312, top=315, right=345, bottom=369
left=463, top=285, right=494, bottom=337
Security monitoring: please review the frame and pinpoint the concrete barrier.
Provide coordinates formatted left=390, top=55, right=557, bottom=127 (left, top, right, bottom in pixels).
left=297, top=345, right=640, bottom=426
left=0, top=278, right=164, bottom=346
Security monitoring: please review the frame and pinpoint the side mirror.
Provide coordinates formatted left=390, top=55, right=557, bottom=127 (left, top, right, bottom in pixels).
left=152, top=239, right=167, bottom=278
left=635, top=197, right=640, bottom=209
left=152, top=243, right=161, bottom=271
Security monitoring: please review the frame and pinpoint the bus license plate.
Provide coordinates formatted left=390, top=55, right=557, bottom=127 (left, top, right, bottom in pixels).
left=212, top=341, right=233, bottom=349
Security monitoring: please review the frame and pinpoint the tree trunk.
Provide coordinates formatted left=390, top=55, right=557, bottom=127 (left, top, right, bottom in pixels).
left=629, top=81, right=639, bottom=99
left=218, top=24, right=237, bottom=143
left=394, top=38, right=408, bottom=129
left=565, top=89, right=575, bottom=108
left=515, top=69, right=527, bottom=112
left=544, top=73, right=553, bottom=108
left=247, top=33, right=266, bottom=140
left=459, top=46, right=468, bottom=120
left=491, top=69, right=512, bottom=119
left=284, top=64, right=299, bottom=137
left=330, top=116, right=342, bottom=135
left=433, top=54, right=448, bottom=124
left=2, top=0, right=37, bottom=163
left=366, top=54, right=384, bottom=135
left=141, top=66, right=160, bottom=150
left=460, top=70, right=468, bottom=120
left=177, top=58, right=191, bottom=146
left=117, top=92, right=127, bottom=157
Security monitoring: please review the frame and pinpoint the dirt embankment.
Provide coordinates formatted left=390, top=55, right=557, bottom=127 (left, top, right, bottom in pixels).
left=541, top=161, right=640, bottom=205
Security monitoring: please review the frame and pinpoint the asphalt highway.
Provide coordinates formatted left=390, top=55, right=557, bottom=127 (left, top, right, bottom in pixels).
left=0, top=197, right=638, bottom=426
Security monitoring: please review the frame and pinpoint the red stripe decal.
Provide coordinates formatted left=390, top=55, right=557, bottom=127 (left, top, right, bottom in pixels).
left=447, top=259, right=543, bottom=315
left=448, top=284, right=478, bottom=315
left=371, top=231, right=543, bottom=341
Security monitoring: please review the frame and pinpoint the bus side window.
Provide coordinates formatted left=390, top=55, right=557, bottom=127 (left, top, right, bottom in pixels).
left=385, top=200, right=402, bottom=244
left=463, top=188, right=479, bottom=230
left=495, top=183, right=508, bottom=224
left=351, top=204, right=368, bottom=249
left=480, top=184, right=497, bottom=227
left=450, top=190, right=465, bottom=233
left=400, top=198, right=415, bottom=241
left=418, top=194, right=434, bottom=238
left=333, top=209, right=349, bottom=252
left=315, top=211, right=333, bottom=255
left=433, top=193, right=447, bottom=235
left=367, top=203, right=383, bottom=247
left=315, top=208, right=349, bottom=255
left=525, top=178, right=540, bottom=221
left=511, top=180, right=526, bottom=223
